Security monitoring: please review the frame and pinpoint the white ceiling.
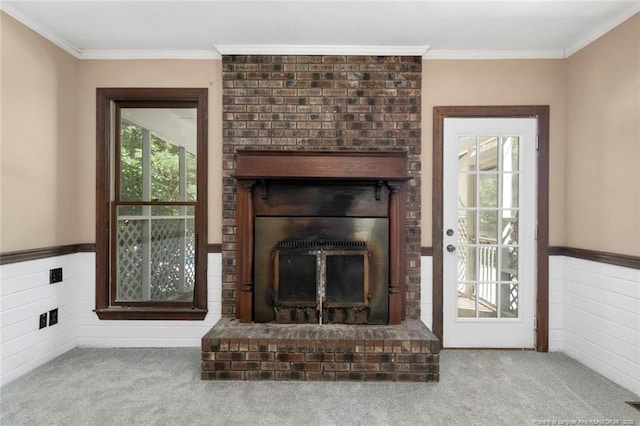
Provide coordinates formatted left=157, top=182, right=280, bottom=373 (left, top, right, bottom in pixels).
left=3, top=0, right=639, bottom=59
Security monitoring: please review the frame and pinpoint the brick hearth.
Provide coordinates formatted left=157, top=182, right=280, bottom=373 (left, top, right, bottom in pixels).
left=202, top=319, right=440, bottom=382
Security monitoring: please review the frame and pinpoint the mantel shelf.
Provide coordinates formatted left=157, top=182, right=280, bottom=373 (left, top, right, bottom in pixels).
left=234, top=150, right=412, bottom=181
left=234, top=175, right=412, bottom=182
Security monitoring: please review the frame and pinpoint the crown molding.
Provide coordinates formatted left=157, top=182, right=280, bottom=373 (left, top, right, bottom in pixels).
left=79, top=50, right=222, bottom=60
left=2, top=3, right=221, bottom=60
left=1, top=3, right=81, bottom=58
left=215, top=44, right=430, bottom=56
left=564, top=3, right=640, bottom=57
left=423, top=49, right=566, bottom=60
left=4, top=0, right=637, bottom=62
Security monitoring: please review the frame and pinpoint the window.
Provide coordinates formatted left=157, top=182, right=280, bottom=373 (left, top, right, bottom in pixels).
left=95, top=88, right=208, bottom=320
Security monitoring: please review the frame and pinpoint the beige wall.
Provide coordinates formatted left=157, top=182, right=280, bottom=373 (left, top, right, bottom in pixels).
left=421, top=59, right=567, bottom=247
left=1, top=13, right=79, bottom=252
left=75, top=60, right=223, bottom=245
left=566, top=13, right=640, bottom=257
left=3, top=11, right=639, bottom=256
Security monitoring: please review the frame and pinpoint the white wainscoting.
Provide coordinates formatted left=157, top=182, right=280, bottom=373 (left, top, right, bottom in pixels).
left=1, top=254, right=81, bottom=387
left=0, top=252, right=222, bottom=387
left=548, top=256, right=565, bottom=352
left=75, top=253, right=222, bottom=347
left=3, top=253, right=638, bottom=395
left=562, top=257, right=640, bottom=396
left=420, top=256, right=433, bottom=330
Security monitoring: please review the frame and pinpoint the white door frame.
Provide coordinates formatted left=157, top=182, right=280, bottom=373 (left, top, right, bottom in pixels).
left=432, top=106, right=550, bottom=352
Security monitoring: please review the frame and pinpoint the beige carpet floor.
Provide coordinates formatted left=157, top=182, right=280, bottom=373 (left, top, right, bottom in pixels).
left=1, top=347, right=638, bottom=425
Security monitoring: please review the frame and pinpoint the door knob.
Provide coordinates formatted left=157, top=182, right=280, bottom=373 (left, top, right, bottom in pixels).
left=446, top=244, right=456, bottom=253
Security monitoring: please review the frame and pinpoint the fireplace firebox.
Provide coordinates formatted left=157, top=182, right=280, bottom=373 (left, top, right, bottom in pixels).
left=234, top=150, right=411, bottom=324
left=274, top=239, right=370, bottom=323
left=255, top=217, right=388, bottom=324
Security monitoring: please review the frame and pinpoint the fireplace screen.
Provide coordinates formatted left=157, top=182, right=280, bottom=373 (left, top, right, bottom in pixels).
left=254, top=217, right=388, bottom=324
left=274, top=240, right=369, bottom=322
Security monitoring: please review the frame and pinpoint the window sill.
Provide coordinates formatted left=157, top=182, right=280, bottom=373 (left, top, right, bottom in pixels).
left=94, top=307, right=208, bottom=321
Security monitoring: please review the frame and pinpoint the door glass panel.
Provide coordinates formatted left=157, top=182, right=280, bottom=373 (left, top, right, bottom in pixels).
left=501, top=210, right=518, bottom=245
left=457, top=284, right=476, bottom=318
left=502, top=173, right=519, bottom=208
left=500, top=284, right=519, bottom=318
left=458, top=173, right=476, bottom=208
left=501, top=247, right=519, bottom=282
left=457, top=246, right=477, bottom=282
left=479, top=174, right=498, bottom=207
left=456, top=259, right=519, bottom=320
left=478, top=246, right=498, bottom=282
left=458, top=210, right=476, bottom=244
left=476, top=283, right=498, bottom=318
left=458, top=137, right=476, bottom=173
left=479, top=211, right=498, bottom=243
left=478, top=137, right=498, bottom=170
left=502, top=136, right=519, bottom=172
left=454, top=131, right=523, bottom=320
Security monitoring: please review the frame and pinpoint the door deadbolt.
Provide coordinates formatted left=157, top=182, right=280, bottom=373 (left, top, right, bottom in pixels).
left=446, top=229, right=454, bottom=236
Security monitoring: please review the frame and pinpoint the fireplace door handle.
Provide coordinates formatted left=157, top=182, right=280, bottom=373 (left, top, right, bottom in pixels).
left=446, top=244, right=456, bottom=253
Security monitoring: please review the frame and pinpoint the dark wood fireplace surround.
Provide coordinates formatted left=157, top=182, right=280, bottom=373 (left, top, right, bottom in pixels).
left=234, top=149, right=410, bottom=324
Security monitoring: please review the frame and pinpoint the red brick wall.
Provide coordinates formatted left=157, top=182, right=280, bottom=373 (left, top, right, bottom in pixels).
left=222, top=55, right=422, bottom=319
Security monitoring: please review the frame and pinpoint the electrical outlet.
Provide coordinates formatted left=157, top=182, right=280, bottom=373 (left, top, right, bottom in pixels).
left=39, top=313, right=47, bottom=329
left=49, top=308, right=58, bottom=326
left=49, top=267, right=63, bottom=284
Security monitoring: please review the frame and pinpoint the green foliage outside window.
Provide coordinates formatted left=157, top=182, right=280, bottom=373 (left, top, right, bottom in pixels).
left=119, top=122, right=196, bottom=209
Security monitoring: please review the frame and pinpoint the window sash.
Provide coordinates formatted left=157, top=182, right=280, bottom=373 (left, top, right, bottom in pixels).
left=95, top=88, right=208, bottom=320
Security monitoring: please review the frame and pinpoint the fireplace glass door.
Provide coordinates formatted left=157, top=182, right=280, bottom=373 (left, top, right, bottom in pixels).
left=254, top=217, right=389, bottom=324
left=325, top=252, right=369, bottom=306
left=274, top=244, right=369, bottom=319
left=274, top=250, right=317, bottom=307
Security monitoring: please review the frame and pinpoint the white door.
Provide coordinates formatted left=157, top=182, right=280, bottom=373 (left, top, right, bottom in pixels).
left=443, top=118, right=537, bottom=348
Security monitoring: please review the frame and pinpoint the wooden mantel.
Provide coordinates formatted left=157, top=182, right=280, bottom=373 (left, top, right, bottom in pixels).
left=234, top=149, right=411, bottom=324
left=235, top=149, right=411, bottom=180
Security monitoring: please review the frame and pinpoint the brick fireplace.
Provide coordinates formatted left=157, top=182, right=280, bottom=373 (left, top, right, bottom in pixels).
left=221, top=55, right=423, bottom=318
left=202, top=55, right=439, bottom=381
